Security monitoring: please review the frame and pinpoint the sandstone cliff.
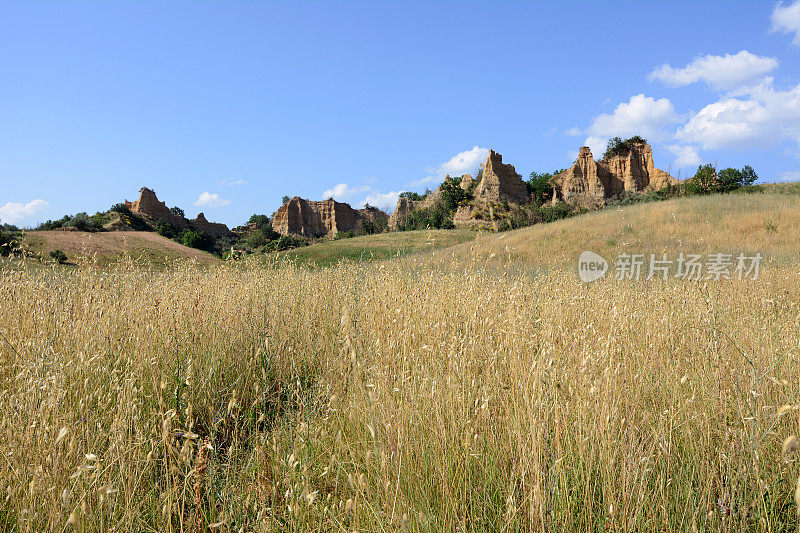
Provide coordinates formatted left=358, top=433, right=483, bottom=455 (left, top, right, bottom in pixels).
left=388, top=197, right=416, bottom=230
left=272, top=197, right=388, bottom=238
left=191, top=213, right=231, bottom=238
left=124, top=188, right=231, bottom=237
left=475, top=150, right=529, bottom=204
left=552, top=141, right=677, bottom=204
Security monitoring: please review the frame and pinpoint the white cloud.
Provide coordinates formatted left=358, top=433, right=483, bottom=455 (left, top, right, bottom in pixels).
left=580, top=94, right=682, bottom=155
left=564, top=127, right=583, bottom=136
left=0, top=199, right=49, bottom=225
left=321, top=183, right=370, bottom=200
left=360, top=191, right=401, bottom=212
left=666, top=144, right=702, bottom=169
left=320, top=182, right=400, bottom=212
left=194, top=192, right=230, bottom=207
left=217, top=178, right=247, bottom=186
left=438, top=146, right=489, bottom=176
left=411, top=146, right=489, bottom=187
left=775, top=170, right=800, bottom=182
left=772, top=0, right=800, bottom=46
left=582, top=136, right=608, bottom=157
left=676, top=78, right=800, bottom=150
left=649, top=51, right=779, bottom=90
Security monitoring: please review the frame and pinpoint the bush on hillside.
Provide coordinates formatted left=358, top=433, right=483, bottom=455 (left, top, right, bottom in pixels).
left=526, top=171, right=561, bottom=205
left=602, top=135, right=647, bottom=159
left=49, top=249, right=67, bottom=264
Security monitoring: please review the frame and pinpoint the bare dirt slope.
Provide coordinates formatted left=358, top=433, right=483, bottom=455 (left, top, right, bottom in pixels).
left=22, top=230, right=220, bottom=266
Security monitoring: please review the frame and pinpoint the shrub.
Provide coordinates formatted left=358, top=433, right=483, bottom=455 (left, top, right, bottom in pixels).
left=49, top=249, right=67, bottom=264
left=180, top=230, right=209, bottom=250
left=684, top=164, right=718, bottom=196
left=170, top=206, right=185, bottom=219
left=0, top=224, right=20, bottom=255
left=602, top=135, right=646, bottom=159
left=154, top=219, right=179, bottom=239
left=526, top=171, right=557, bottom=205
left=248, top=214, right=270, bottom=227
left=399, top=191, right=426, bottom=202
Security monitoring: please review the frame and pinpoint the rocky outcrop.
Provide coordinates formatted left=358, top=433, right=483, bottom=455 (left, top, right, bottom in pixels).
left=459, top=174, right=475, bottom=191
left=191, top=213, right=231, bottom=238
left=388, top=197, right=416, bottom=230
left=124, top=187, right=231, bottom=237
left=550, top=147, right=608, bottom=204
left=552, top=141, right=677, bottom=204
left=475, top=150, right=529, bottom=204
left=125, top=188, right=188, bottom=229
left=272, top=197, right=388, bottom=238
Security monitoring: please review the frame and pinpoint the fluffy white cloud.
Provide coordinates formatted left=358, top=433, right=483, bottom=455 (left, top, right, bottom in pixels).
left=772, top=0, right=800, bottom=46
left=0, top=198, right=49, bottom=225
left=577, top=94, right=681, bottom=156
left=677, top=78, right=800, bottom=150
left=649, top=51, right=779, bottom=90
left=321, top=182, right=399, bottom=212
left=413, top=146, right=489, bottom=186
left=360, top=191, right=401, bottom=212
left=321, top=183, right=370, bottom=200
left=194, top=192, right=230, bottom=207
left=666, top=144, right=702, bottom=169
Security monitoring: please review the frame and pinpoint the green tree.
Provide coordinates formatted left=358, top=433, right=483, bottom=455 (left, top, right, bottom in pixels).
left=717, top=168, right=743, bottom=192
left=684, top=164, right=718, bottom=195
left=526, top=171, right=556, bottom=205
left=170, top=206, right=185, bottom=219
left=180, top=230, right=206, bottom=249
left=281, top=195, right=291, bottom=205
left=248, top=214, right=270, bottom=227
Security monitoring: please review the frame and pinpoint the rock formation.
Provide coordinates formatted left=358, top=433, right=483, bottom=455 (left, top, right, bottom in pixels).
left=388, top=197, right=416, bottom=230
left=190, top=213, right=231, bottom=238
left=272, top=197, right=388, bottom=238
left=552, top=140, right=677, bottom=204
left=125, top=187, right=187, bottom=229
left=459, top=174, right=475, bottom=191
left=124, top=187, right=231, bottom=237
left=475, top=150, right=529, bottom=204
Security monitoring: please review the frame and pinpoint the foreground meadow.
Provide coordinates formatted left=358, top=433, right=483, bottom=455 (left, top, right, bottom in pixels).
left=1, top=253, right=799, bottom=531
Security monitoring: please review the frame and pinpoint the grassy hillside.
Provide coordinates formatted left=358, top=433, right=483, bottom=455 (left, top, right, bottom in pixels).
left=2, top=190, right=800, bottom=530
left=20, top=230, right=221, bottom=267
left=439, top=192, right=800, bottom=269
left=278, top=228, right=475, bottom=267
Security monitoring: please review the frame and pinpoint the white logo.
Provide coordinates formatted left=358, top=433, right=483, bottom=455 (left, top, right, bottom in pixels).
left=578, top=251, right=608, bottom=282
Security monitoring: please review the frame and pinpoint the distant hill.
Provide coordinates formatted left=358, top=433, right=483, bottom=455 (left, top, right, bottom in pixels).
left=438, top=189, right=800, bottom=268
left=21, top=230, right=221, bottom=267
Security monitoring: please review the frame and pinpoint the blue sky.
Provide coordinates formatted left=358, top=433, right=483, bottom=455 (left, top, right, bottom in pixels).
left=1, top=1, right=799, bottom=227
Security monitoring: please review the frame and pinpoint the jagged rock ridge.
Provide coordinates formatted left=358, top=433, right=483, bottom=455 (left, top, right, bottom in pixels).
left=124, top=188, right=231, bottom=237
left=552, top=140, right=677, bottom=205
left=272, top=197, right=388, bottom=238
left=475, top=150, right=529, bottom=204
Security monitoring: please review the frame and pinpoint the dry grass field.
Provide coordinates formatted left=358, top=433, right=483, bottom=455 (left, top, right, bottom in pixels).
left=21, top=231, right=221, bottom=267
left=1, top=192, right=799, bottom=531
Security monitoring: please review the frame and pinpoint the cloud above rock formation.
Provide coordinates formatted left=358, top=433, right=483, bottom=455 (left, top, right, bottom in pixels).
left=648, top=51, right=779, bottom=90
left=412, top=146, right=489, bottom=187
left=194, top=192, right=231, bottom=207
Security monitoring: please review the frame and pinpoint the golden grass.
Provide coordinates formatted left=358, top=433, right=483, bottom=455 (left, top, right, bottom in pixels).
left=21, top=231, right=221, bottom=268
left=445, top=193, right=800, bottom=269
left=1, top=193, right=799, bottom=530
left=278, top=229, right=475, bottom=267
